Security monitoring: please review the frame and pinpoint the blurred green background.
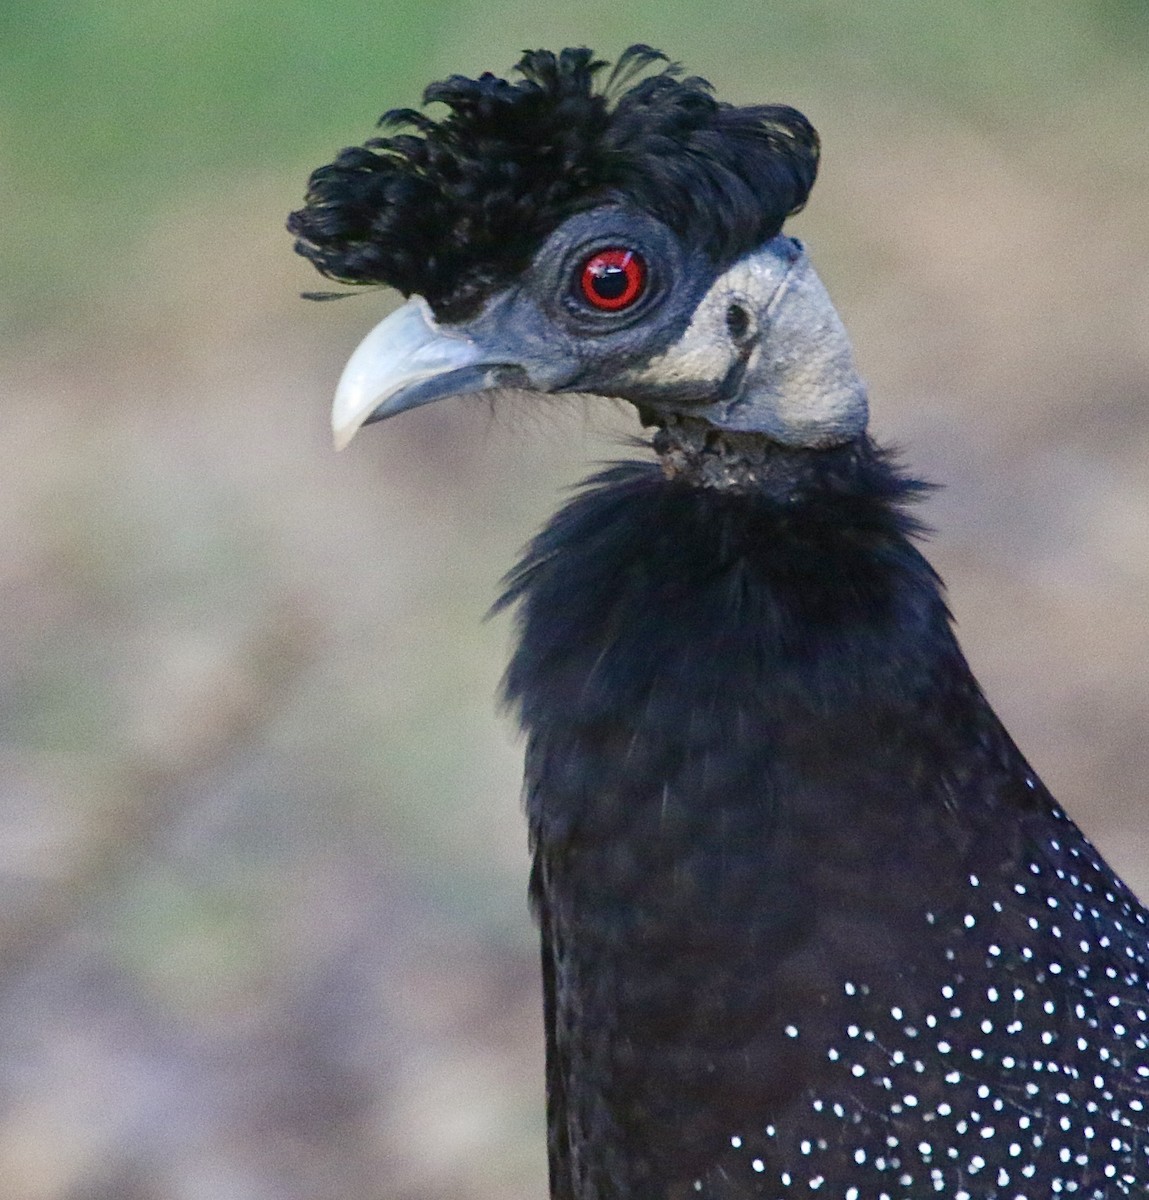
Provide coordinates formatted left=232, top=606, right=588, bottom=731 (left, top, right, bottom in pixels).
left=2, top=3, right=1148, bottom=1197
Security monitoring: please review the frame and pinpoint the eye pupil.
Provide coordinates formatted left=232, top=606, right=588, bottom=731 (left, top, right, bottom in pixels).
left=591, top=264, right=630, bottom=301
left=579, top=248, right=646, bottom=311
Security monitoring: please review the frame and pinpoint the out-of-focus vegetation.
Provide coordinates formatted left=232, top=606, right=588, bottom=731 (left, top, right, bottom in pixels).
left=2, top=3, right=1148, bottom=1198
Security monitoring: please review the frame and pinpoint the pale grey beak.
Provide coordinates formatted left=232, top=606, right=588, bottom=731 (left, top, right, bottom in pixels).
left=332, top=297, right=490, bottom=449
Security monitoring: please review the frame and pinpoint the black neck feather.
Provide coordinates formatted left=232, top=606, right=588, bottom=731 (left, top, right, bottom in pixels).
left=498, top=433, right=952, bottom=743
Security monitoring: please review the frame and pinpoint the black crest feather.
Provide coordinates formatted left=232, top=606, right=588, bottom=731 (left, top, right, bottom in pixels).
left=288, top=46, right=819, bottom=322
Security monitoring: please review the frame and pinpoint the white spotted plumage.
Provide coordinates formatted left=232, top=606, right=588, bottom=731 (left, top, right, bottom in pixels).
left=706, top=808, right=1149, bottom=1198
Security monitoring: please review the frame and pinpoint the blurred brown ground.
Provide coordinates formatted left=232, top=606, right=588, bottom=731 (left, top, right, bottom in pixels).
left=2, top=38, right=1149, bottom=1200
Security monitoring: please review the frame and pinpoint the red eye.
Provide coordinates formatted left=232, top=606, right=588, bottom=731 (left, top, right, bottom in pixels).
left=579, top=248, right=646, bottom=311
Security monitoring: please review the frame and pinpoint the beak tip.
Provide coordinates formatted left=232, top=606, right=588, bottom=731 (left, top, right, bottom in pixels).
left=325, top=295, right=490, bottom=450
left=332, top=421, right=357, bottom=452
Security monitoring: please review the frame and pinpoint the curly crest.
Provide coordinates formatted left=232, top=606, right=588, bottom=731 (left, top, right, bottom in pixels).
left=288, top=46, right=819, bottom=322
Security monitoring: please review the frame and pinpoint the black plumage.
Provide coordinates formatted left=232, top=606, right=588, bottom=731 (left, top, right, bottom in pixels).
left=293, top=47, right=1149, bottom=1200
left=500, top=436, right=1149, bottom=1198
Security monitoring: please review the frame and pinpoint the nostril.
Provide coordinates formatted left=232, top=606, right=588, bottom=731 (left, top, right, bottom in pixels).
left=726, top=303, right=751, bottom=341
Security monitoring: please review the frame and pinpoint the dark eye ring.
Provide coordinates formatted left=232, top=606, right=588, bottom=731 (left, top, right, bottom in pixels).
left=578, top=248, right=646, bottom=311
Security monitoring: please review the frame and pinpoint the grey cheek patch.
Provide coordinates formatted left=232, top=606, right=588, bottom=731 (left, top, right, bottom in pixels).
left=620, top=237, right=870, bottom=447
left=735, top=241, right=870, bottom=446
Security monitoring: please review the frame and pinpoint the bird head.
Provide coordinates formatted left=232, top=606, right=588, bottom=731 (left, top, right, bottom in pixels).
left=289, top=46, right=869, bottom=450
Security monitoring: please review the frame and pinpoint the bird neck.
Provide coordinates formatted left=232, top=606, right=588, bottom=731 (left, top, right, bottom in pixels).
left=650, top=413, right=855, bottom=495
left=499, top=434, right=955, bottom=761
